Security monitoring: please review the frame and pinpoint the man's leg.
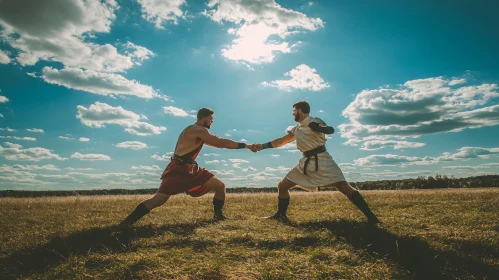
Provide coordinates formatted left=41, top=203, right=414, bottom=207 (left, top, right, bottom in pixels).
left=334, top=181, right=379, bottom=224
left=266, top=178, right=296, bottom=221
left=119, top=193, right=170, bottom=228
left=204, top=176, right=227, bottom=221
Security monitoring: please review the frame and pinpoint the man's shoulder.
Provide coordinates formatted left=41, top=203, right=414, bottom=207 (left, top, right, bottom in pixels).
left=310, top=116, right=326, bottom=124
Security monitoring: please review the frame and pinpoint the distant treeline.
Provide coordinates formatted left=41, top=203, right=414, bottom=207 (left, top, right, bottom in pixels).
left=1, top=174, right=498, bottom=198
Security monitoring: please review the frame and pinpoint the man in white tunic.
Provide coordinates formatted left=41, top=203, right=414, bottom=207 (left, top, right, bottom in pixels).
left=251, top=101, right=379, bottom=224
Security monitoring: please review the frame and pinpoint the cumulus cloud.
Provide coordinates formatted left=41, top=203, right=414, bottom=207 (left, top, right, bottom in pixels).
left=71, top=152, right=111, bottom=161
left=262, top=64, right=329, bottom=91
left=0, top=127, right=16, bottom=132
left=26, top=128, right=44, bottom=133
left=163, top=106, right=189, bottom=117
left=203, top=0, right=323, bottom=64
left=361, top=140, right=425, bottom=151
left=354, top=146, right=499, bottom=166
left=264, top=166, right=289, bottom=173
left=152, top=152, right=173, bottom=161
left=340, top=76, right=499, bottom=146
left=130, top=165, right=161, bottom=171
left=203, top=153, right=220, bottom=156
left=0, top=95, right=8, bottom=103
left=0, top=50, right=10, bottom=64
left=137, top=0, right=186, bottom=28
left=0, top=142, right=66, bottom=161
left=77, top=102, right=166, bottom=136
left=79, top=137, right=90, bottom=142
left=12, top=164, right=60, bottom=171
left=59, top=136, right=74, bottom=140
left=0, top=0, right=161, bottom=99
left=41, top=67, right=163, bottom=99
left=0, top=136, right=36, bottom=141
left=116, top=141, right=148, bottom=150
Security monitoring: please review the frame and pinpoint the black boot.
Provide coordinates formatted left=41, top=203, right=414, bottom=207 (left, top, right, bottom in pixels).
left=266, top=197, right=290, bottom=222
left=118, top=203, right=150, bottom=229
left=212, top=198, right=227, bottom=221
left=349, top=191, right=379, bottom=224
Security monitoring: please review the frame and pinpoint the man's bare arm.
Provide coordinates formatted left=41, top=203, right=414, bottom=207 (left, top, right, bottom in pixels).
left=197, top=128, right=247, bottom=149
left=250, top=133, right=296, bottom=152
left=268, top=133, right=296, bottom=148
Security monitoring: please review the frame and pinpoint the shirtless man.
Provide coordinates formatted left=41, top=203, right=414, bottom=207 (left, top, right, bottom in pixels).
left=251, top=101, right=379, bottom=224
left=119, top=108, right=251, bottom=227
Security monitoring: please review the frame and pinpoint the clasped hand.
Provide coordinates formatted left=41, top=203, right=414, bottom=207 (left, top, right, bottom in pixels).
left=245, top=144, right=263, bottom=153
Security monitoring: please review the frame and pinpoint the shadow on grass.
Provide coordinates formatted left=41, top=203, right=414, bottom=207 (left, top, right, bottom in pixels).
left=294, top=219, right=499, bottom=279
left=0, top=221, right=215, bottom=279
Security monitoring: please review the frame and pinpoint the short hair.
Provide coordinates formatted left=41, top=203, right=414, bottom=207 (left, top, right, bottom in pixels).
left=197, top=107, right=214, bottom=121
left=293, top=100, right=310, bottom=114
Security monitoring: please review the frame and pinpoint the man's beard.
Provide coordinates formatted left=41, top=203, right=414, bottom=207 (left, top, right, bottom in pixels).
left=203, top=122, right=211, bottom=129
left=294, top=114, right=300, bottom=122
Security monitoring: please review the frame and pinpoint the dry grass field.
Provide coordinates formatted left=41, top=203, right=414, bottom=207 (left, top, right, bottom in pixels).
left=0, top=188, right=498, bottom=279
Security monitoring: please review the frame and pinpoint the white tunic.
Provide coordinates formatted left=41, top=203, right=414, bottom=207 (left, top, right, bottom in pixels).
left=285, top=115, right=346, bottom=190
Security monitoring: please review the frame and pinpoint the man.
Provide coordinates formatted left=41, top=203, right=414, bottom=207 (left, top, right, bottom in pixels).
left=250, top=101, right=379, bottom=224
left=119, top=108, right=251, bottom=228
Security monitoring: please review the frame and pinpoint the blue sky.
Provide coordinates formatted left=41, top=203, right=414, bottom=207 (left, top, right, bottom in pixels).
left=0, top=0, right=498, bottom=190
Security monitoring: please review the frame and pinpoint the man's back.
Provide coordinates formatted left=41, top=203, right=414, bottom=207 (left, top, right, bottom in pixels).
left=174, top=125, right=205, bottom=156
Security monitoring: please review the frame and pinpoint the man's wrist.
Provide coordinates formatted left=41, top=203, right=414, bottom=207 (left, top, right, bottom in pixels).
left=237, top=142, right=246, bottom=149
left=262, top=142, right=273, bottom=149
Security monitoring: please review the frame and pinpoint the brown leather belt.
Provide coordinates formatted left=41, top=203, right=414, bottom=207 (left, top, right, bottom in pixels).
left=302, top=145, right=327, bottom=175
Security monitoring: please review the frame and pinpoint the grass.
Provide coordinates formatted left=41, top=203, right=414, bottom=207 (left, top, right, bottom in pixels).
left=0, top=188, right=498, bottom=279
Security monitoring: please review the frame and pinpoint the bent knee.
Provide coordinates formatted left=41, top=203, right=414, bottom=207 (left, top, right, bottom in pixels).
left=213, top=181, right=226, bottom=192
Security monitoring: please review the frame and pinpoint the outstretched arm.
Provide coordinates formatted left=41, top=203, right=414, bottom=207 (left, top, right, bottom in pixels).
left=197, top=127, right=247, bottom=149
left=251, top=133, right=296, bottom=152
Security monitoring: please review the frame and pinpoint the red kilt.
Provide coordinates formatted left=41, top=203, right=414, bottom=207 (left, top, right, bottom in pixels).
left=157, top=160, right=214, bottom=197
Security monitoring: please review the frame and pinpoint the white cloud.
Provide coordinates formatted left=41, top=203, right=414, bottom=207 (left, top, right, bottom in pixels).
left=262, top=64, right=329, bottom=91
left=137, top=0, right=186, bottom=28
left=211, top=169, right=235, bottom=176
left=26, top=128, right=44, bottom=133
left=230, top=158, right=249, bottom=169
left=71, top=152, right=111, bottom=161
left=0, top=96, right=8, bottom=103
left=265, top=166, right=289, bottom=173
left=12, top=164, right=60, bottom=171
left=0, top=0, right=135, bottom=72
left=203, top=153, right=220, bottom=156
left=65, top=167, right=96, bottom=171
left=0, top=113, right=3, bottom=118
left=243, top=166, right=257, bottom=172
left=131, top=165, right=161, bottom=171
left=448, top=78, right=466, bottom=86
left=277, top=142, right=296, bottom=149
left=205, top=160, right=220, bottom=164
left=0, top=50, right=9, bottom=64
left=0, top=127, right=16, bottom=132
left=0, top=136, right=36, bottom=141
left=354, top=146, right=499, bottom=166
left=225, top=133, right=232, bottom=137
left=203, top=0, right=323, bottom=64
left=163, top=106, right=189, bottom=117
left=340, top=76, right=499, bottom=145
left=79, top=137, right=90, bottom=142
left=41, top=67, right=162, bottom=99
left=59, top=136, right=74, bottom=140
left=77, top=102, right=166, bottom=136
left=240, top=139, right=247, bottom=142
left=116, top=141, right=148, bottom=150
left=361, top=140, right=425, bottom=151
left=152, top=152, right=173, bottom=161
left=271, top=154, right=280, bottom=157
left=0, top=142, right=66, bottom=161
